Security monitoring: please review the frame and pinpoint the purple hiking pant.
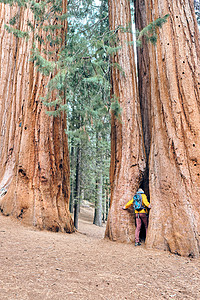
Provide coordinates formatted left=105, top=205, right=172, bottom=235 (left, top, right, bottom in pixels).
left=135, top=213, right=148, bottom=243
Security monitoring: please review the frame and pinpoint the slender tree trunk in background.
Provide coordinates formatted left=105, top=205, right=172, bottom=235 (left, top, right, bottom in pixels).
left=106, top=188, right=109, bottom=221
left=94, top=168, right=103, bottom=227
left=74, top=145, right=81, bottom=229
left=105, top=0, right=146, bottom=242
left=93, top=134, right=98, bottom=225
left=93, top=133, right=103, bottom=226
left=0, top=3, right=74, bottom=232
left=69, top=144, right=75, bottom=213
left=102, top=185, right=106, bottom=223
left=137, top=0, right=200, bottom=257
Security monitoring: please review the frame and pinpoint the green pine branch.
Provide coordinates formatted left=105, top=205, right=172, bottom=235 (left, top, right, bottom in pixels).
left=4, top=25, right=29, bottom=39
left=137, top=14, right=170, bottom=46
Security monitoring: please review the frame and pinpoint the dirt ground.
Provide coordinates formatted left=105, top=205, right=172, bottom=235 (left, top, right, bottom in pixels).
left=0, top=205, right=200, bottom=300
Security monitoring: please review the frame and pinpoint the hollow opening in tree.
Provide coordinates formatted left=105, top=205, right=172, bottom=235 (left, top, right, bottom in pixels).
left=137, top=167, right=150, bottom=242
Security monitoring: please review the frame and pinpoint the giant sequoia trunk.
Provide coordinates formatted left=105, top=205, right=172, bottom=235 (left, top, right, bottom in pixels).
left=0, top=3, right=74, bottom=232
left=135, top=0, right=151, bottom=200
left=136, top=0, right=200, bottom=257
left=105, top=0, right=146, bottom=242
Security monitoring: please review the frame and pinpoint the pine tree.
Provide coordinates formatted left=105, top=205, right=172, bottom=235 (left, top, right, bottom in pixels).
left=63, top=0, right=111, bottom=227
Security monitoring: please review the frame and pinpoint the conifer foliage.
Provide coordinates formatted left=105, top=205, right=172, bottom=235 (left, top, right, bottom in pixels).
left=194, top=0, right=200, bottom=25
left=136, top=14, right=169, bottom=46
left=66, top=0, right=111, bottom=227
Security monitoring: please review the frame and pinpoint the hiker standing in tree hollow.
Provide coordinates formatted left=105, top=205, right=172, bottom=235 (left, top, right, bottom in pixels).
left=122, top=188, right=151, bottom=246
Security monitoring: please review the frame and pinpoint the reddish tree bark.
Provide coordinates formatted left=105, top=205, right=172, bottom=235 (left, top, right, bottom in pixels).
left=136, top=0, right=200, bottom=257
left=0, top=3, right=74, bottom=232
left=105, top=0, right=146, bottom=242
left=135, top=0, right=151, bottom=199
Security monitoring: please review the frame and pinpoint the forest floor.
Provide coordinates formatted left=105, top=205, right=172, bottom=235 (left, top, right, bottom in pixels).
left=0, top=204, right=200, bottom=300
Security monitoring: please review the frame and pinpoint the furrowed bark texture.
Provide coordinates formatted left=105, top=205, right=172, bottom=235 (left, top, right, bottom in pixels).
left=135, top=0, right=151, bottom=198
left=105, top=0, right=146, bottom=242
left=0, top=4, right=74, bottom=232
left=137, top=0, right=200, bottom=257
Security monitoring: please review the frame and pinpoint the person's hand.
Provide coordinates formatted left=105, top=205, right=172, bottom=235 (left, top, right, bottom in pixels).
left=122, top=206, right=126, bottom=210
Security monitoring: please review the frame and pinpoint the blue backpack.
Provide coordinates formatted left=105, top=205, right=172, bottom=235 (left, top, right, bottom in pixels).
left=133, top=193, right=144, bottom=211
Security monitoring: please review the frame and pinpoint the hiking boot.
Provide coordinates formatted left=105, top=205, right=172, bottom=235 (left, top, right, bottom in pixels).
left=135, top=242, right=141, bottom=246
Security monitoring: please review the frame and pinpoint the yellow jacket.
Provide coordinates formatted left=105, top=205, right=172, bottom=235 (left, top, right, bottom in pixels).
left=124, top=193, right=150, bottom=214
